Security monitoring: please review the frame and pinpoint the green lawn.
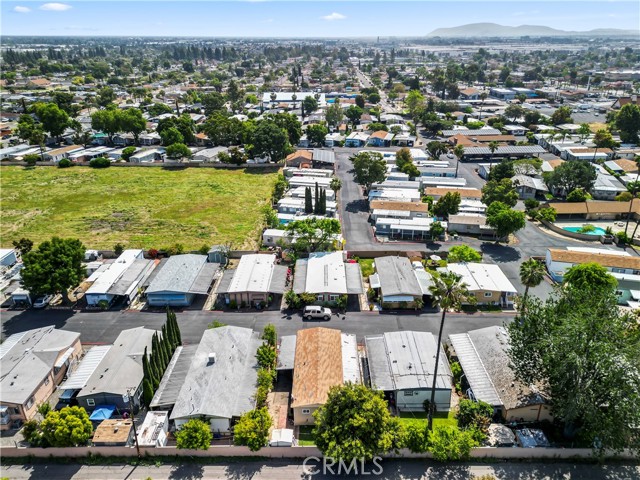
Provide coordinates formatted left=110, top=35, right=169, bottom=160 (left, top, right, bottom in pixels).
left=0, top=166, right=277, bottom=250
left=297, top=425, right=315, bottom=446
left=398, top=410, right=458, bottom=429
left=358, top=258, right=375, bottom=278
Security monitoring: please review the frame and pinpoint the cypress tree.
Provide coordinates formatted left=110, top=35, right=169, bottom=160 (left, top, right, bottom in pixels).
left=142, top=347, right=155, bottom=387
left=304, top=186, right=312, bottom=214
left=162, top=324, right=172, bottom=362
left=314, top=182, right=319, bottom=214
left=174, top=314, right=182, bottom=346
left=169, top=311, right=179, bottom=350
left=151, top=333, right=159, bottom=366
left=142, top=378, right=154, bottom=407
left=150, top=352, right=161, bottom=389
left=321, top=190, right=327, bottom=214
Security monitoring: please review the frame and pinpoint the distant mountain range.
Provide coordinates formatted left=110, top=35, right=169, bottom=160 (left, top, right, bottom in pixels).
left=427, top=23, right=639, bottom=38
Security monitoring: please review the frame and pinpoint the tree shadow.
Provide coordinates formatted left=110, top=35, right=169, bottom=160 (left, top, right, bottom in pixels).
left=224, top=462, right=264, bottom=480
left=345, top=199, right=368, bottom=214
left=1, top=309, right=74, bottom=338
left=491, top=462, right=640, bottom=480
left=480, top=242, right=522, bottom=263
left=168, top=463, right=205, bottom=480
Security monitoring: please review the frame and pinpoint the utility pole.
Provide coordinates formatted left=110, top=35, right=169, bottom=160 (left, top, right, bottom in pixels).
left=126, top=388, right=141, bottom=458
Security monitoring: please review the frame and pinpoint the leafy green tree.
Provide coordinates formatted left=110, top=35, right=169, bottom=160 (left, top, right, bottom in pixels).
left=488, top=160, right=514, bottom=181
left=286, top=218, right=341, bottom=253
left=563, top=263, right=617, bottom=291
left=368, top=122, right=388, bottom=132
left=544, top=160, right=596, bottom=198
left=566, top=188, right=588, bottom=202
left=314, top=383, right=403, bottom=461
left=427, top=425, right=477, bottom=462
left=395, top=147, right=420, bottom=179
left=256, top=343, right=276, bottom=369
left=262, top=324, right=277, bottom=348
left=201, top=92, right=226, bottom=115
left=96, top=86, right=116, bottom=107
left=405, top=90, right=425, bottom=120
left=251, top=120, right=291, bottom=162
left=615, top=104, right=640, bottom=143
left=351, top=151, right=387, bottom=191
left=519, top=259, right=546, bottom=305
left=433, top=192, right=461, bottom=219
left=21, top=237, right=85, bottom=300
left=40, top=406, right=93, bottom=447
left=160, top=127, right=184, bottom=146
left=142, top=378, right=154, bottom=408
left=428, top=272, right=474, bottom=429
left=551, top=106, right=573, bottom=125
left=325, top=100, right=344, bottom=129
left=120, top=108, right=146, bottom=144
left=166, top=143, right=191, bottom=160
left=508, top=286, right=640, bottom=453
left=426, top=141, right=448, bottom=159
left=147, top=102, right=174, bottom=117
left=89, top=157, right=111, bottom=168
left=447, top=245, right=481, bottom=263
left=272, top=174, right=288, bottom=203
left=12, top=237, right=33, bottom=255
left=504, top=104, right=525, bottom=123
left=456, top=399, right=493, bottom=431
left=32, top=102, right=69, bottom=141
left=121, top=146, right=137, bottom=161
left=23, top=154, right=39, bottom=166
left=486, top=201, right=526, bottom=241
left=176, top=419, right=212, bottom=450
left=91, top=108, right=121, bottom=144
left=430, top=221, right=445, bottom=240
left=481, top=178, right=519, bottom=207
left=306, top=124, right=328, bottom=147
left=344, top=105, right=364, bottom=128
left=302, top=96, right=318, bottom=114
left=52, top=91, right=78, bottom=116
left=233, top=407, right=272, bottom=451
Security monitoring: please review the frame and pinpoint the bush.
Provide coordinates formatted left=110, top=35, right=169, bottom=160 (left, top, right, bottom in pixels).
left=175, top=418, right=212, bottom=450
left=121, top=146, right=137, bottom=161
left=427, top=425, right=477, bottom=462
left=299, top=292, right=317, bottom=306
left=147, top=248, right=159, bottom=259
left=234, top=407, right=272, bottom=451
left=254, top=385, right=269, bottom=407
left=447, top=245, right=482, bottom=263
left=257, top=367, right=275, bottom=390
left=229, top=299, right=238, bottom=309
left=58, top=158, right=72, bottom=168
left=536, top=206, right=557, bottom=222
left=23, top=154, right=40, bottom=166
left=450, top=361, right=462, bottom=382
left=284, top=289, right=301, bottom=309
left=404, top=423, right=428, bottom=453
left=615, top=191, right=633, bottom=202
left=113, top=243, right=124, bottom=255
left=262, top=324, right=277, bottom=347
left=566, top=188, right=587, bottom=202
left=524, top=198, right=540, bottom=212
left=89, top=156, right=111, bottom=168
left=616, top=231, right=631, bottom=244
left=256, top=343, right=276, bottom=369
left=456, top=399, right=493, bottom=430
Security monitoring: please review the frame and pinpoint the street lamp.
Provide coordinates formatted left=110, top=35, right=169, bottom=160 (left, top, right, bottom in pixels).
left=125, top=388, right=141, bottom=457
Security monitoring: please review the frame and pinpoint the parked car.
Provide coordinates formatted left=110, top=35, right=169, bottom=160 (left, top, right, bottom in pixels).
left=32, top=295, right=53, bottom=309
left=303, top=305, right=332, bottom=320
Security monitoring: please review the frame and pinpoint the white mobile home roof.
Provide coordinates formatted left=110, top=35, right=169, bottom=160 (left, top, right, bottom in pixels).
left=59, top=345, right=112, bottom=390
left=446, top=263, right=517, bottom=293
left=228, top=254, right=277, bottom=293
left=85, top=250, right=143, bottom=296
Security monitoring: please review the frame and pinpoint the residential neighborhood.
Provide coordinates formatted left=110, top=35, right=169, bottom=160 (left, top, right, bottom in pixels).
left=0, top=6, right=639, bottom=479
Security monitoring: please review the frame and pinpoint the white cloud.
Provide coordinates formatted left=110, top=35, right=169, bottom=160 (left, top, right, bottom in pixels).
left=39, top=3, right=73, bottom=11
left=13, top=5, right=31, bottom=13
left=321, top=12, right=346, bottom=21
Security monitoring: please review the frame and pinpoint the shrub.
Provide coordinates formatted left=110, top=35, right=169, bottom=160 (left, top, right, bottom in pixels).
left=58, top=158, right=72, bottom=168
left=524, top=198, right=540, bottom=212
left=89, top=157, right=111, bottom=168
left=229, top=299, right=238, bottom=309
left=234, top=407, right=272, bottom=451
left=175, top=418, right=212, bottom=450
left=113, top=243, right=124, bottom=255
left=578, top=224, right=596, bottom=234
left=97, top=299, right=109, bottom=310
left=298, top=292, right=317, bottom=306
left=537, top=207, right=557, bottom=222
left=566, top=188, right=587, bottom=202
left=456, top=399, right=493, bottom=430
left=262, top=324, right=277, bottom=347
left=616, top=231, right=631, bottom=244
left=404, top=423, right=428, bottom=453
left=450, top=361, right=462, bottom=382
left=256, top=343, right=276, bottom=369
left=198, top=244, right=210, bottom=255
left=615, top=191, right=633, bottom=202
left=207, top=320, right=226, bottom=329
left=23, top=154, right=40, bottom=166
left=427, top=425, right=477, bottom=462
left=448, top=245, right=482, bottom=263
left=284, top=289, right=301, bottom=309
left=257, top=368, right=275, bottom=391
left=147, top=248, right=159, bottom=259
left=367, top=287, right=376, bottom=300
left=254, top=385, right=269, bottom=407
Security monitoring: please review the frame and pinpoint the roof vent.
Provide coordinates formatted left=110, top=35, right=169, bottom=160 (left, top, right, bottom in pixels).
left=208, top=353, right=217, bottom=364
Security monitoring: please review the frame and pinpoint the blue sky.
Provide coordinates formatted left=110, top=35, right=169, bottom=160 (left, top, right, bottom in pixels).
left=2, top=1, right=639, bottom=37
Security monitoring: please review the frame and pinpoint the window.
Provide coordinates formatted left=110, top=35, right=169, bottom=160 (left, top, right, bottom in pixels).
left=484, top=292, right=493, bottom=297
left=302, top=409, right=311, bottom=414
left=25, top=397, right=34, bottom=410
left=329, top=294, right=339, bottom=302
left=316, top=294, right=324, bottom=302
left=612, top=268, right=625, bottom=274
left=404, top=391, right=414, bottom=397
left=87, top=399, right=95, bottom=407
left=44, top=376, right=50, bottom=386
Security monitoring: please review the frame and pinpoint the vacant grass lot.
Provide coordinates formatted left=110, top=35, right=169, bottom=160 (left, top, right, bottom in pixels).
left=1, top=166, right=277, bottom=250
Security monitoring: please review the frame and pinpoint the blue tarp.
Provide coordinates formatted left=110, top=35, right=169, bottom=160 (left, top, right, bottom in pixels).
left=89, top=405, right=116, bottom=421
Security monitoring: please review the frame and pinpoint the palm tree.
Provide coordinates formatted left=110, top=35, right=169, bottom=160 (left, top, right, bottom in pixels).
left=478, top=92, right=488, bottom=121
left=453, top=144, right=465, bottom=178
left=487, top=140, right=499, bottom=177
left=519, top=259, right=546, bottom=308
left=427, top=271, right=474, bottom=430
left=624, top=155, right=640, bottom=235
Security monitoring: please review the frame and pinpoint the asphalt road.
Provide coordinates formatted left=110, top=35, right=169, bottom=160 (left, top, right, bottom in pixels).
left=0, top=307, right=514, bottom=345
left=2, top=460, right=639, bottom=480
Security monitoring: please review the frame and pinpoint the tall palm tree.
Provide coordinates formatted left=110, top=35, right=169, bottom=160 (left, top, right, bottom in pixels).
left=487, top=140, right=499, bottom=177
left=427, top=271, right=474, bottom=430
left=453, top=144, right=465, bottom=178
left=519, top=259, right=546, bottom=308
left=478, top=92, right=488, bottom=121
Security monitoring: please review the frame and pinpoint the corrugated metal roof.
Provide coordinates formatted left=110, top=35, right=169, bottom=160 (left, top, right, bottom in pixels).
left=59, top=345, right=112, bottom=391
left=189, top=262, right=220, bottom=294
left=150, top=345, right=198, bottom=409
left=365, top=331, right=452, bottom=392
left=463, top=146, right=545, bottom=155
left=441, top=128, right=501, bottom=136
left=345, top=263, right=365, bottom=294
left=228, top=254, right=277, bottom=293
left=146, top=254, right=209, bottom=294
left=312, top=149, right=336, bottom=164
left=446, top=263, right=517, bottom=294
left=375, top=256, right=424, bottom=298
left=277, top=335, right=297, bottom=371
left=107, top=259, right=156, bottom=296
left=341, top=333, right=361, bottom=384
